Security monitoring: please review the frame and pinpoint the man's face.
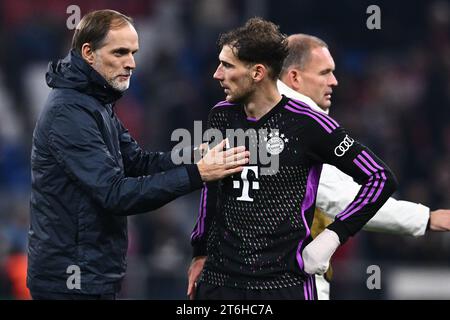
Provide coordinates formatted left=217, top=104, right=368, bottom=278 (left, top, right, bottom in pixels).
left=213, top=45, right=255, bottom=103
left=298, top=46, right=338, bottom=110
left=91, top=23, right=139, bottom=92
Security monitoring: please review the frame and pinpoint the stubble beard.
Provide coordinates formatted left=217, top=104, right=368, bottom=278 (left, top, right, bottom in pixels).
left=109, top=77, right=130, bottom=92
left=92, top=55, right=130, bottom=93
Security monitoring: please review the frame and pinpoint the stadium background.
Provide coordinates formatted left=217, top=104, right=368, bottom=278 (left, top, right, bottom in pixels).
left=0, top=0, right=448, bottom=299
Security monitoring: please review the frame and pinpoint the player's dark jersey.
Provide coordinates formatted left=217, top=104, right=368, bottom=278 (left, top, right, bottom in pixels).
left=191, top=95, right=397, bottom=290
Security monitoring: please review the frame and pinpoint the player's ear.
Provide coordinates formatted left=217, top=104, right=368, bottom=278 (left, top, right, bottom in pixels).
left=81, top=43, right=95, bottom=65
left=252, top=64, right=266, bottom=82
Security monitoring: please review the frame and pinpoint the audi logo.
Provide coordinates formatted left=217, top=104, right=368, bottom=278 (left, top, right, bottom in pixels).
left=334, top=135, right=354, bottom=157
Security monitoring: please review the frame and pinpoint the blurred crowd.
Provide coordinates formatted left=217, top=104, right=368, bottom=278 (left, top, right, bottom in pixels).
left=0, top=0, right=448, bottom=299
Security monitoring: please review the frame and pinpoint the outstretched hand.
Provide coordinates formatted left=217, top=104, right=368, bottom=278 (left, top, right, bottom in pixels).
left=429, top=209, right=450, bottom=231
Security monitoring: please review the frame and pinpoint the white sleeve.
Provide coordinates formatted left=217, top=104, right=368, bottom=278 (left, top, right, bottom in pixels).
left=317, top=164, right=430, bottom=237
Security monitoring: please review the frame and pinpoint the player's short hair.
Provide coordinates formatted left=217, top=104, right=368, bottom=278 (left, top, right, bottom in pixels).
left=71, top=9, right=134, bottom=54
left=218, top=17, right=288, bottom=80
left=280, top=34, right=328, bottom=76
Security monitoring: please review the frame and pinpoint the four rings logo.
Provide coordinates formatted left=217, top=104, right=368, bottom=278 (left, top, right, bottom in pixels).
left=334, top=135, right=354, bottom=157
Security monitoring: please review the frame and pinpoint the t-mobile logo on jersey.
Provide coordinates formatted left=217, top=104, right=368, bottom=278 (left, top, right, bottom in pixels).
left=233, top=166, right=259, bottom=202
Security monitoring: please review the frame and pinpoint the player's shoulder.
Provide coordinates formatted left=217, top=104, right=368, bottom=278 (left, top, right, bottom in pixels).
left=283, top=97, right=340, bottom=134
left=208, top=100, right=240, bottom=116
left=212, top=100, right=239, bottom=110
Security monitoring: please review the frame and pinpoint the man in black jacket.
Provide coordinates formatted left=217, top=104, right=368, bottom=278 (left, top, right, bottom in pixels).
left=27, top=9, right=248, bottom=300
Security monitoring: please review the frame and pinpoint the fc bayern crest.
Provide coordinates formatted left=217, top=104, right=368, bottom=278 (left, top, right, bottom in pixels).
left=264, top=130, right=289, bottom=155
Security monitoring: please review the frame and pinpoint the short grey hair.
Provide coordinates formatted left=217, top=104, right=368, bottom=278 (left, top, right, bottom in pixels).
left=280, top=34, right=328, bottom=77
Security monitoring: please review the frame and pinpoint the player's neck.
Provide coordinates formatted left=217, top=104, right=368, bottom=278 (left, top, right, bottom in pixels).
left=244, top=84, right=281, bottom=120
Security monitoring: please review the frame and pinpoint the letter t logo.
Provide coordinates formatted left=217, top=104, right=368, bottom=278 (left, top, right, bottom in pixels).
left=233, top=166, right=259, bottom=202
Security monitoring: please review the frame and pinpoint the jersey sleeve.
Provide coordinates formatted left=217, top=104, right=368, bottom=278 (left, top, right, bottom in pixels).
left=303, top=116, right=398, bottom=243
left=317, top=164, right=430, bottom=236
left=190, top=108, right=221, bottom=257
left=191, top=182, right=218, bottom=257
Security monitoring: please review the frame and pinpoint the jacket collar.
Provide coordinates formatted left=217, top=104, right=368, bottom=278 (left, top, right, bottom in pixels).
left=46, top=50, right=123, bottom=105
left=277, top=80, right=329, bottom=115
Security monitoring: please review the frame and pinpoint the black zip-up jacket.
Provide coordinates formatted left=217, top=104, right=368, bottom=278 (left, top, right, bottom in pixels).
left=27, top=50, right=203, bottom=294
